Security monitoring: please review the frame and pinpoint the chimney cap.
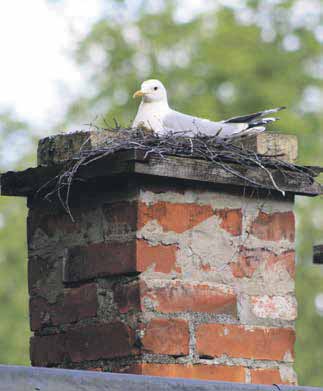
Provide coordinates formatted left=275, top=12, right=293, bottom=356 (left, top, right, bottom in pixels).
left=1, top=148, right=322, bottom=198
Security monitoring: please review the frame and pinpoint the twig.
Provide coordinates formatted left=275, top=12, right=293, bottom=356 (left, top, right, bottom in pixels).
left=37, top=126, right=316, bottom=220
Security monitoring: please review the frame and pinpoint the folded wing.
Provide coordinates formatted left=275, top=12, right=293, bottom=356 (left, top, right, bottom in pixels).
left=162, top=110, right=247, bottom=138
left=162, top=107, right=285, bottom=139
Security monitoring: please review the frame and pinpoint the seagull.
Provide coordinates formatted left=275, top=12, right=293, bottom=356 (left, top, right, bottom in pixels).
left=133, top=79, right=285, bottom=139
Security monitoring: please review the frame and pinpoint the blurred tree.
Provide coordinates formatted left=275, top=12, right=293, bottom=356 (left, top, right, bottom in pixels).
left=296, top=264, right=323, bottom=386
left=64, top=0, right=323, bottom=385
left=0, top=112, right=35, bottom=365
left=0, top=0, right=322, bottom=385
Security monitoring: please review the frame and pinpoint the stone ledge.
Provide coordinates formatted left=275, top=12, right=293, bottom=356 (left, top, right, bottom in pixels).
left=37, top=130, right=115, bottom=166
left=233, top=132, right=298, bottom=163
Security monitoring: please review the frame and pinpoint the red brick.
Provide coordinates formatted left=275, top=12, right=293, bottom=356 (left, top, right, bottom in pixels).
left=63, top=241, right=136, bottom=282
left=143, top=281, right=237, bottom=316
left=120, top=363, right=245, bottom=382
left=250, top=211, right=295, bottom=242
left=266, top=250, right=295, bottom=279
left=113, top=280, right=141, bottom=314
left=30, top=283, right=98, bottom=331
left=215, top=209, right=242, bottom=236
left=138, top=202, right=214, bottom=233
left=136, top=240, right=180, bottom=273
left=142, top=318, right=189, bottom=356
left=250, top=368, right=294, bottom=385
left=31, top=322, right=137, bottom=366
left=196, top=324, right=295, bottom=360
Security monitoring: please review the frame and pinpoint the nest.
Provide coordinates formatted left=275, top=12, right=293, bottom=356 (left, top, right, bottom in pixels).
left=39, top=127, right=317, bottom=221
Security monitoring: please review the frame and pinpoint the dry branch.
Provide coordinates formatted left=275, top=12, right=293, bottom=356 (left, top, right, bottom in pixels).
left=39, top=127, right=317, bottom=220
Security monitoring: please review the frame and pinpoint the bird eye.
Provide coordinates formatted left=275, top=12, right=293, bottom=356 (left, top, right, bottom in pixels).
left=154, top=86, right=158, bottom=90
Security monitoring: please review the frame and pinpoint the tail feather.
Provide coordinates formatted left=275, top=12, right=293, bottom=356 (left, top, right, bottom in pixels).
left=248, top=117, right=280, bottom=128
left=223, top=106, right=286, bottom=124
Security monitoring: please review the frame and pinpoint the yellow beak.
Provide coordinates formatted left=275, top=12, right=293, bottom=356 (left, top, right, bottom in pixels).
left=133, top=90, right=144, bottom=98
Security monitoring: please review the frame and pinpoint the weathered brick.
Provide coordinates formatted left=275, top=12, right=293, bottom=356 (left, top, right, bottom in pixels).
left=138, top=202, right=214, bottom=233
left=143, top=281, right=237, bottom=316
left=62, top=239, right=181, bottom=282
left=28, top=254, right=57, bottom=294
left=28, top=206, right=106, bottom=250
left=250, top=295, right=297, bottom=321
left=30, top=283, right=98, bottom=331
left=200, top=262, right=211, bottom=271
left=31, top=322, right=137, bottom=366
left=266, top=250, right=295, bottom=278
left=196, top=324, right=295, bottom=360
left=136, top=240, right=180, bottom=273
left=215, top=208, right=242, bottom=236
left=250, top=368, right=294, bottom=385
left=230, top=248, right=295, bottom=279
left=141, top=318, right=189, bottom=356
left=28, top=208, right=83, bottom=243
left=113, top=280, right=141, bottom=314
left=26, top=180, right=298, bottom=378
left=229, top=248, right=265, bottom=278
left=66, top=322, right=137, bottom=362
left=120, top=363, right=246, bottom=382
left=250, top=211, right=295, bottom=242
left=28, top=210, right=68, bottom=240
left=28, top=253, right=64, bottom=303
left=30, top=333, right=65, bottom=366
left=63, top=241, right=136, bottom=282
left=102, top=201, right=137, bottom=238
left=229, top=250, right=295, bottom=278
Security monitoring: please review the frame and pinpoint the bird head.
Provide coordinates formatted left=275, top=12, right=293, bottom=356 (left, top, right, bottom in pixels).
left=133, top=79, right=168, bottom=103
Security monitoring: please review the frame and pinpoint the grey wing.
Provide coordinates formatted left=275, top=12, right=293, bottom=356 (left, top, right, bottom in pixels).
left=162, top=110, right=248, bottom=138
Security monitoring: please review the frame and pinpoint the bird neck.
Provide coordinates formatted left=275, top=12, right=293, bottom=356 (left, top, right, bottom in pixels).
left=140, top=99, right=170, bottom=112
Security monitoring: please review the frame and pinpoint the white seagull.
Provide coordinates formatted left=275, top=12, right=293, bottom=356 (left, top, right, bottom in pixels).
left=133, top=79, right=284, bottom=139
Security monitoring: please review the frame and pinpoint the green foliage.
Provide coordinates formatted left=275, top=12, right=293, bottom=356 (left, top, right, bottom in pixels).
left=0, top=196, right=29, bottom=365
left=0, top=112, right=34, bottom=365
left=0, top=0, right=323, bottom=385
left=295, top=265, right=323, bottom=386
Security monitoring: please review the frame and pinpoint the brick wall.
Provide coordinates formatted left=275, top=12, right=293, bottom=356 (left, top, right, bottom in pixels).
left=28, top=180, right=297, bottom=385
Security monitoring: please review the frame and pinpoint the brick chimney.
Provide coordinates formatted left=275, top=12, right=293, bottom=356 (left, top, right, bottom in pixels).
left=1, top=131, right=321, bottom=385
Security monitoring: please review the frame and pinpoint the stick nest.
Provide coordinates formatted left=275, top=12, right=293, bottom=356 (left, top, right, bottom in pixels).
left=39, top=127, right=318, bottom=221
